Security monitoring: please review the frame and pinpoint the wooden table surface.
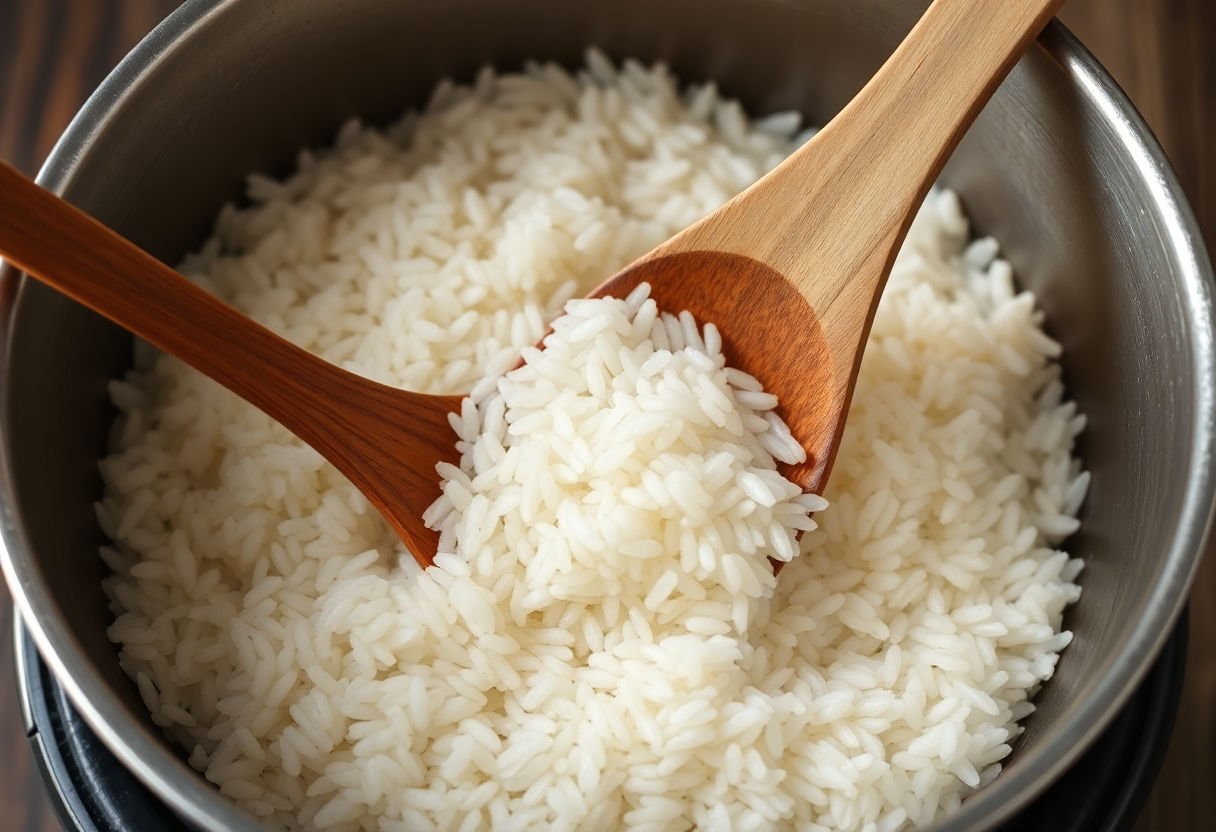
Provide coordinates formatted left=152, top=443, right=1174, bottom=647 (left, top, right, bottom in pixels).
left=1, top=1, right=1213, bottom=829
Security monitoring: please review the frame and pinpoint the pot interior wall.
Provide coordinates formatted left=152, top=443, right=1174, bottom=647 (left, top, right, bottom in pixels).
left=2, top=0, right=1203, bottom=828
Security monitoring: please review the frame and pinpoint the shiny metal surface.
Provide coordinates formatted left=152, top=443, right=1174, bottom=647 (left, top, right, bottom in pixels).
left=0, top=1, right=1211, bottom=830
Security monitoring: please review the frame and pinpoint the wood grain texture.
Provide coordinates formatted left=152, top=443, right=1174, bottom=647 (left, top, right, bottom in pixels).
left=1058, top=5, right=1216, bottom=830
left=0, top=0, right=1212, bottom=830
left=0, top=2, right=189, bottom=827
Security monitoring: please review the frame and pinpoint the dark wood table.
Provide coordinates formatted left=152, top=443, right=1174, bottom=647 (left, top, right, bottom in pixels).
left=1, top=1, right=1213, bottom=829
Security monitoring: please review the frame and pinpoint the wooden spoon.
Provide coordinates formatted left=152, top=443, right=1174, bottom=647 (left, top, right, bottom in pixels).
left=0, top=0, right=1057, bottom=572
left=594, top=0, right=1061, bottom=498
left=0, top=160, right=462, bottom=566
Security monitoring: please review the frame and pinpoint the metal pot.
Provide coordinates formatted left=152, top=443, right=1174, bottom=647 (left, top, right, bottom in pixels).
left=1, top=1, right=1212, bottom=830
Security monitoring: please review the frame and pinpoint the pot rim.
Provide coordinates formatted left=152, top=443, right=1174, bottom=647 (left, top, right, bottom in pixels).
left=0, top=2, right=1212, bottom=830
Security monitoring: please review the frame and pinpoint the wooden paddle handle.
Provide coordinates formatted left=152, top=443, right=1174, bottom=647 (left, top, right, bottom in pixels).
left=789, top=0, right=1065, bottom=251
left=666, top=0, right=1062, bottom=383
left=0, top=161, right=464, bottom=566
left=0, top=161, right=375, bottom=452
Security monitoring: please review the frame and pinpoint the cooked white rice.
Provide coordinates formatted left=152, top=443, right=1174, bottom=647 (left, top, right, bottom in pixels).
left=99, top=52, right=1087, bottom=831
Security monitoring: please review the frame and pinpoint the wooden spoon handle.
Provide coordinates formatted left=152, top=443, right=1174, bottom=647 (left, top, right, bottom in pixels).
left=805, top=0, right=1063, bottom=376
left=783, top=0, right=1065, bottom=264
left=665, top=0, right=1062, bottom=383
left=0, top=162, right=388, bottom=456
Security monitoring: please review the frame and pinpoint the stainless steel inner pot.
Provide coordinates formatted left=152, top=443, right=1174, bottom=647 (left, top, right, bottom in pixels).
left=1, top=1, right=1213, bottom=830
